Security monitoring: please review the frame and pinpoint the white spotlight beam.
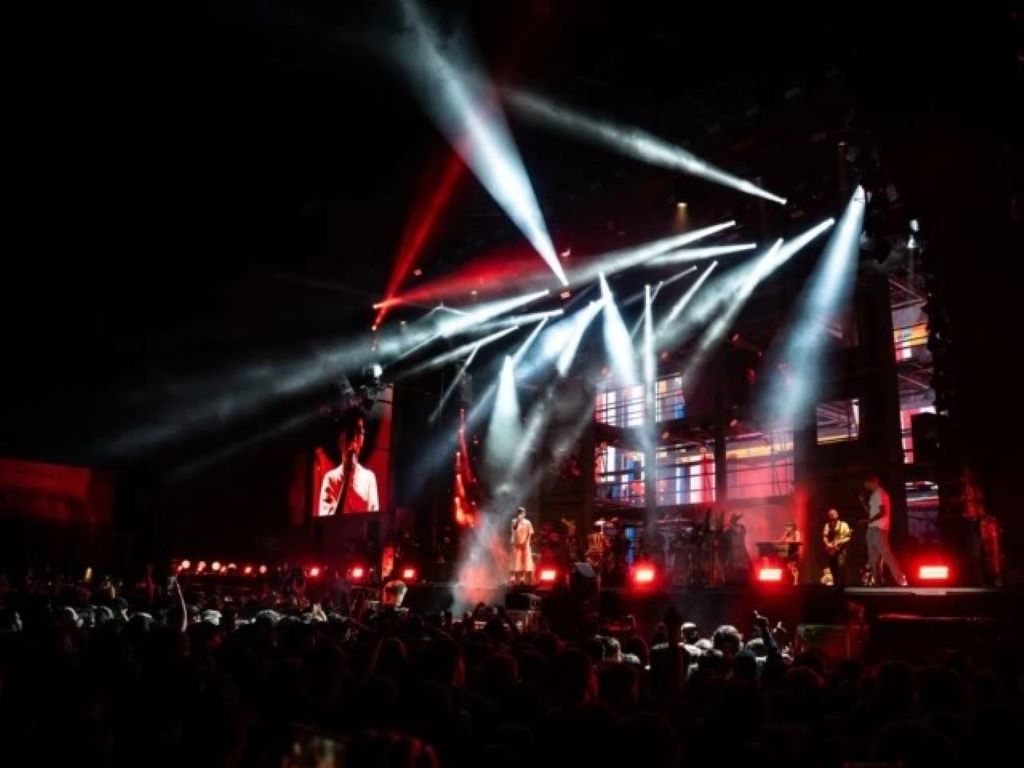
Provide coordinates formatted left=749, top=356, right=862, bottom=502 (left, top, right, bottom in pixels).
left=678, top=218, right=836, bottom=385
left=599, top=274, right=638, bottom=386
left=403, top=325, right=519, bottom=376
left=643, top=284, right=655, bottom=389
left=648, top=243, right=758, bottom=266
left=428, top=347, right=479, bottom=423
left=485, top=356, right=522, bottom=475
left=506, top=88, right=787, bottom=205
left=623, top=265, right=697, bottom=308
left=474, top=307, right=564, bottom=333
left=438, top=289, right=549, bottom=337
left=659, top=260, right=720, bottom=331
left=761, top=190, right=865, bottom=427
left=556, top=299, right=605, bottom=376
left=566, top=221, right=735, bottom=287
left=510, top=316, right=551, bottom=367
left=396, top=2, right=567, bottom=284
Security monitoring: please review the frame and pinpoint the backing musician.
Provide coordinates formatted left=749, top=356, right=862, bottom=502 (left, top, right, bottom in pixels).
left=821, top=508, right=851, bottom=587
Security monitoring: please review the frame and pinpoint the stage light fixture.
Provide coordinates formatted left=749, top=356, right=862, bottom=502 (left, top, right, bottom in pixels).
left=308, top=566, right=322, bottom=578
left=243, top=565, right=253, bottom=575
left=211, top=561, right=222, bottom=573
left=259, top=565, right=268, bottom=575
left=538, top=567, right=559, bottom=584
left=349, top=566, right=366, bottom=581
left=918, top=564, right=950, bottom=582
left=402, top=567, right=418, bottom=581
left=758, top=567, right=784, bottom=583
left=197, top=561, right=207, bottom=573
left=632, top=564, right=657, bottom=585
left=179, top=559, right=191, bottom=571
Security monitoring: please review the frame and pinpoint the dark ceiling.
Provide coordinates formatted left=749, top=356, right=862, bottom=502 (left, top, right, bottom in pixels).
left=1, top=1, right=1020, bottom=473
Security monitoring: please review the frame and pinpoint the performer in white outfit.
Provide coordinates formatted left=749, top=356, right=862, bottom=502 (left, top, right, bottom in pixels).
left=862, top=474, right=907, bottom=586
left=319, top=414, right=379, bottom=516
left=510, top=507, right=534, bottom=585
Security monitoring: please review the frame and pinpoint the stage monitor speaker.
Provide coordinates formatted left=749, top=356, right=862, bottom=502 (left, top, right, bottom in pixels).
left=569, top=562, right=598, bottom=601
left=505, top=591, right=542, bottom=611
left=403, top=584, right=454, bottom=616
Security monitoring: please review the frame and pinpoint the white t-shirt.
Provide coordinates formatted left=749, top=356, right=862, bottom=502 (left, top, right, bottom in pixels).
left=318, top=462, right=379, bottom=516
left=868, top=487, right=890, bottom=530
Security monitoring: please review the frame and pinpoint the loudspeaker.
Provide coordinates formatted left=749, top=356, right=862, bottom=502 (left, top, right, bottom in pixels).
left=569, top=562, right=598, bottom=600
left=505, top=591, right=542, bottom=611
left=911, top=412, right=943, bottom=465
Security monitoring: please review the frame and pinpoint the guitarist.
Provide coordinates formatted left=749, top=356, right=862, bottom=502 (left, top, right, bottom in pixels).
left=821, top=508, right=852, bottom=587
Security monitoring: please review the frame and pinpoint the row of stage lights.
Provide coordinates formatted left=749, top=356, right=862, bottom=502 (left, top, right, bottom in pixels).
left=532, top=559, right=951, bottom=590
left=172, top=559, right=420, bottom=584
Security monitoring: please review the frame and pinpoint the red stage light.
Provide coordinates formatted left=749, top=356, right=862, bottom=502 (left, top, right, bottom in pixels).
left=918, top=564, right=950, bottom=581
left=258, top=564, right=268, bottom=575
left=179, top=559, right=191, bottom=571
left=538, top=567, right=559, bottom=584
left=376, top=153, right=466, bottom=328
left=758, top=567, right=784, bottom=583
left=196, top=561, right=207, bottom=573
left=211, top=561, right=222, bottom=572
left=227, top=563, right=237, bottom=571
left=243, top=565, right=253, bottom=575
left=401, top=567, right=417, bottom=581
left=633, top=565, right=657, bottom=585
left=350, top=566, right=366, bottom=580
left=309, top=566, right=321, bottom=578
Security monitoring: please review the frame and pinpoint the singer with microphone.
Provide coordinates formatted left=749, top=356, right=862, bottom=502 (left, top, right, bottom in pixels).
left=319, top=413, right=379, bottom=516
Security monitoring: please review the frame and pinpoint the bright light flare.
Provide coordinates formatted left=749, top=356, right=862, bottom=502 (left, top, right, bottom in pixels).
left=758, top=567, right=784, bottom=583
left=349, top=566, right=366, bottom=581
left=506, top=88, right=787, bottom=204
left=538, top=567, right=559, bottom=584
left=402, top=567, right=418, bottom=581
left=395, top=1, right=566, bottom=284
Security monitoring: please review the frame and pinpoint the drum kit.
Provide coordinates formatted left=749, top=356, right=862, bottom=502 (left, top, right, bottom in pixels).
left=583, top=512, right=748, bottom=587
